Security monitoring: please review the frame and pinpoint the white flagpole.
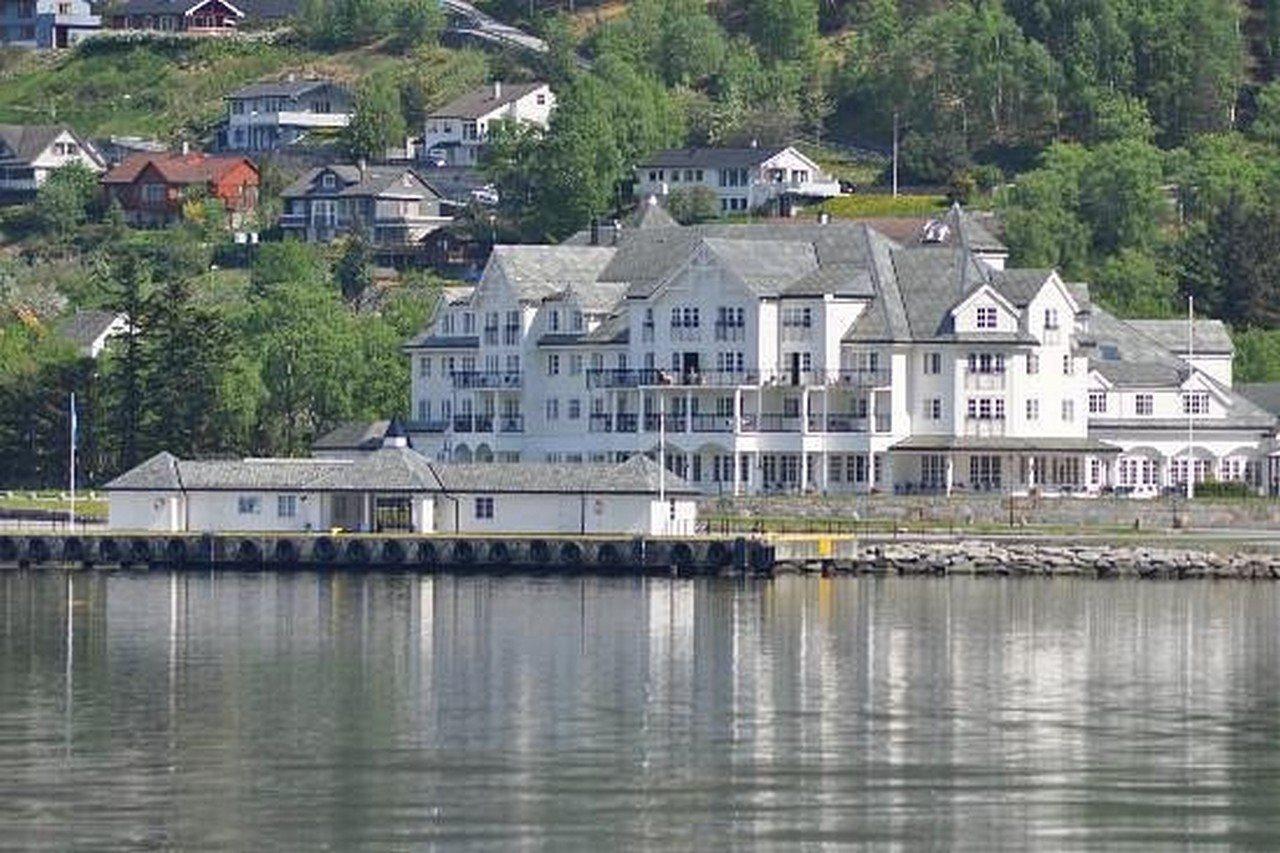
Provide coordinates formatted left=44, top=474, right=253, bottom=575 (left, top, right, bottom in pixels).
left=658, top=393, right=666, bottom=505
left=69, top=392, right=76, bottom=530
left=1187, top=295, right=1194, bottom=501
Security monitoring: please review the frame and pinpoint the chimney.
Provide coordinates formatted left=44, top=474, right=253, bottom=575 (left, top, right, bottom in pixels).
left=493, top=80, right=502, bottom=100
left=181, top=139, right=190, bottom=156
left=750, top=138, right=758, bottom=148
left=358, top=157, right=368, bottom=182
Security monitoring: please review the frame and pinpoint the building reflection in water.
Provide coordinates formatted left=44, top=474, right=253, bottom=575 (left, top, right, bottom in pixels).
left=2, top=571, right=1280, bottom=847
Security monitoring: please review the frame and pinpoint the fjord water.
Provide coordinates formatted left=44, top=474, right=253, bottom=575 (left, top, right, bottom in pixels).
left=2, top=572, right=1280, bottom=847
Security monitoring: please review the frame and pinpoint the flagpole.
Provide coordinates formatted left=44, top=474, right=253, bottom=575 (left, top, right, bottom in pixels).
left=1187, top=295, right=1194, bottom=501
left=658, top=392, right=666, bottom=505
left=69, top=392, right=76, bottom=530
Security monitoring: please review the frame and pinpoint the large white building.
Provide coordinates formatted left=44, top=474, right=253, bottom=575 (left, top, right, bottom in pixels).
left=404, top=205, right=1278, bottom=497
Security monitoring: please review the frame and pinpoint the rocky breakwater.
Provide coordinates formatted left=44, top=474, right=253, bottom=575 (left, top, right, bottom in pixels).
left=815, top=541, right=1280, bottom=579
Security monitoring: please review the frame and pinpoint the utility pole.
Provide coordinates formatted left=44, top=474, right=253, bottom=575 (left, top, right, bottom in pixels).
left=68, top=392, right=77, bottom=530
left=1187, top=294, right=1195, bottom=501
left=892, top=110, right=900, bottom=198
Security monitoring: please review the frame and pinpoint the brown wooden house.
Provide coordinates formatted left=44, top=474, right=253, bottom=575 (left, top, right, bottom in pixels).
left=101, top=150, right=260, bottom=228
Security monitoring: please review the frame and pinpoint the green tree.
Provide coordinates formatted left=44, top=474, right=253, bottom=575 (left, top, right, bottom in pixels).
left=392, top=0, right=444, bottom=50
left=666, top=186, right=719, bottom=223
left=1092, top=248, right=1176, bottom=317
left=344, top=72, right=408, bottom=161
left=335, top=231, right=375, bottom=302
left=747, top=0, right=819, bottom=63
left=36, top=162, right=100, bottom=245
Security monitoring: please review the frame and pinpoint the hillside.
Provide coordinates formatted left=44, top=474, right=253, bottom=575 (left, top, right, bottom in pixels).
left=0, top=36, right=494, bottom=143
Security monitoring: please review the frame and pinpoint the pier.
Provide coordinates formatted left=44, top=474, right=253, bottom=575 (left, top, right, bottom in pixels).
left=0, top=531, right=779, bottom=574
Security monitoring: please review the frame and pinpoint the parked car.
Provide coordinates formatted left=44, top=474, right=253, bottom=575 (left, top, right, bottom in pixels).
left=470, top=184, right=500, bottom=206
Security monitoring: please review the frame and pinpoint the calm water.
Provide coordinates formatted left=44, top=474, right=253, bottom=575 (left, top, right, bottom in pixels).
left=2, top=571, right=1280, bottom=848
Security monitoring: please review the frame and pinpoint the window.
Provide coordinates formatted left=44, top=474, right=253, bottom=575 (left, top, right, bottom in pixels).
left=548, top=309, right=560, bottom=332
left=571, top=311, right=584, bottom=331
left=1062, top=400, right=1075, bottom=422
left=546, top=398, right=559, bottom=420
left=1182, top=392, right=1210, bottom=415
left=569, top=354, right=583, bottom=375
left=1062, top=354, right=1074, bottom=375
left=1088, top=391, right=1107, bottom=414
left=474, top=497, right=494, bottom=519
left=277, top=495, right=297, bottom=518
left=925, top=398, right=942, bottom=420
left=143, top=183, right=166, bottom=204
left=924, top=352, right=942, bottom=375
left=976, top=307, right=998, bottom=329
left=966, top=352, right=1005, bottom=374
left=1026, top=353, right=1039, bottom=374
left=237, top=496, right=261, bottom=515
left=567, top=399, right=581, bottom=420
left=546, top=354, right=560, bottom=375
left=967, top=398, right=1003, bottom=420
left=1135, top=394, right=1154, bottom=416
left=536, top=93, right=547, bottom=105
left=418, top=356, right=431, bottom=378
left=1044, top=308, right=1059, bottom=330
left=1026, top=398, right=1039, bottom=420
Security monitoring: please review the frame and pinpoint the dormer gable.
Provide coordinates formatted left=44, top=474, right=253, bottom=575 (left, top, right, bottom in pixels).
left=950, top=283, right=1020, bottom=334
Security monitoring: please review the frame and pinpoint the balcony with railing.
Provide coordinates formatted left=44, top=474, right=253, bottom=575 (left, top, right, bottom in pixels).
left=615, top=413, right=638, bottom=433
left=588, top=413, right=614, bottom=433
left=498, top=414, right=523, bottom=433
left=409, top=418, right=450, bottom=433
left=643, top=413, right=687, bottom=432
left=691, top=413, right=735, bottom=433
left=451, top=370, right=523, bottom=389
left=670, top=326, right=702, bottom=342
left=452, top=415, right=473, bottom=433
left=714, top=323, right=746, bottom=342
left=740, top=413, right=802, bottom=433
left=963, top=417, right=1006, bottom=437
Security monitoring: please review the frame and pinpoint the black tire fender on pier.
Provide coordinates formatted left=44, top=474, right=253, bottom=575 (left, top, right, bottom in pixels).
left=415, top=541, right=437, bottom=567
left=0, top=537, right=16, bottom=562
left=707, top=541, right=732, bottom=568
left=487, top=541, right=511, bottom=565
left=345, top=539, right=369, bottom=564
left=166, top=538, right=187, bottom=563
left=25, top=538, right=50, bottom=564
left=596, top=542, right=623, bottom=567
left=274, top=539, right=298, bottom=563
left=314, top=537, right=338, bottom=563
left=559, top=541, right=583, bottom=567
left=99, top=538, right=122, bottom=564
left=237, top=539, right=261, bottom=563
left=528, top=539, right=551, bottom=565
left=451, top=540, right=475, bottom=565
left=382, top=540, right=405, bottom=563
left=128, top=538, right=151, bottom=565
left=62, top=537, right=87, bottom=564
left=669, top=542, right=694, bottom=568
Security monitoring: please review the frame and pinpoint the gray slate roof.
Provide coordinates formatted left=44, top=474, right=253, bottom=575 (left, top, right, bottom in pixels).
left=0, top=124, right=100, bottom=167
left=487, top=244, right=616, bottom=302
left=56, top=309, right=121, bottom=350
left=107, top=450, right=694, bottom=495
left=282, top=165, right=441, bottom=200
left=1126, top=319, right=1234, bottom=354
left=636, top=147, right=787, bottom=169
left=429, top=82, right=547, bottom=119
left=228, top=79, right=342, bottom=100
left=1237, top=383, right=1280, bottom=417
left=312, top=420, right=391, bottom=452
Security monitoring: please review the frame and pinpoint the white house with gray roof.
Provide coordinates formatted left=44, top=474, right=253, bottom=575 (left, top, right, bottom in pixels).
left=0, top=124, right=104, bottom=198
left=633, top=145, right=841, bottom=216
left=404, top=204, right=1278, bottom=497
left=419, top=81, right=554, bottom=166
left=223, top=78, right=352, bottom=151
left=105, top=430, right=697, bottom=534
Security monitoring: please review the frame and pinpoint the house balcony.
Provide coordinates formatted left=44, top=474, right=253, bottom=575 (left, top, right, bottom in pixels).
left=643, top=413, right=687, bottom=432
left=963, top=418, right=1007, bottom=438
left=451, top=370, right=522, bottom=390
left=498, top=414, right=523, bottom=433
left=740, top=413, right=802, bottom=433
left=590, top=413, right=640, bottom=433
left=588, top=414, right=614, bottom=433
left=806, top=413, right=892, bottom=433
left=760, top=368, right=891, bottom=388
left=691, top=414, right=735, bottom=433
left=964, top=371, right=1006, bottom=391
left=408, top=418, right=450, bottom=433
left=714, top=324, right=746, bottom=342
left=231, top=111, right=351, bottom=129
left=752, top=177, right=843, bottom=202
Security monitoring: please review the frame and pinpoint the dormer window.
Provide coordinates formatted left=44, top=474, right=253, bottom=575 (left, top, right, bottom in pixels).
left=321, top=173, right=335, bottom=189
left=1044, top=308, right=1059, bottom=330
left=976, top=307, right=997, bottom=329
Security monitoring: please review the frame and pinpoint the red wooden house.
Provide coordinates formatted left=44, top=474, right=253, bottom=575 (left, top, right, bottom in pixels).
left=106, top=0, right=246, bottom=34
left=101, top=150, right=260, bottom=229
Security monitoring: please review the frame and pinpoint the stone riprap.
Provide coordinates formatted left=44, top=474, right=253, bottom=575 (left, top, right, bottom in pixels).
left=787, top=540, right=1280, bottom=579
left=701, top=494, right=1280, bottom=530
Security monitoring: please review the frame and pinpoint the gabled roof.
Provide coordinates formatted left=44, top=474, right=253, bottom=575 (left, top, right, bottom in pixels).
left=1127, top=319, right=1234, bottom=355
left=281, top=164, right=439, bottom=200
left=485, top=245, right=616, bottom=302
left=56, top=310, right=123, bottom=350
left=105, top=451, right=182, bottom=490
left=102, top=151, right=257, bottom=186
left=228, top=78, right=344, bottom=100
left=311, top=420, right=391, bottom=452
left=431, top=455, right=696, bottom=495
left=428, top=82, right=548, bottom=120
left=636, top=147, right=788, bottom=170
left=1237, top=383, right=1280, bottom=417
left=0, top=124, right=102, bottom=168
left=110, top=0, right=245, bottom=17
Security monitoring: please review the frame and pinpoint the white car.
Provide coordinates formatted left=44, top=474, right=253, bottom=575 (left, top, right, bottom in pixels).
left=470, top=185, right=500, bottom=206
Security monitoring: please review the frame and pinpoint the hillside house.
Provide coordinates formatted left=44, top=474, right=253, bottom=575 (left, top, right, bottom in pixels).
left=0, top=124, right=104, bottom=198
left=280, top=164, right=453, bottom=261
left=0, top=0, right=99, bottom=48
left=106, top=0, right=242, bottom=32
left=633, top=146, right=841, bottom=216
left=223, top=78, right=352, bottom=152
left=101, top=150, right=260, bottom=227
left=419, top=81, right=554, bottom=167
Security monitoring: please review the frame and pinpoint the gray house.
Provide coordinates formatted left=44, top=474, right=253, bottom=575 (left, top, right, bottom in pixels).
left=0, top=0, right=99, bottom=49
left=223, top=78, right=352, bottom=152
left=280, top=164, right=454, bottom=257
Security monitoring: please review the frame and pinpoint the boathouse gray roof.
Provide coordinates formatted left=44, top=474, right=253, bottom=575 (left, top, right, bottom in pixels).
left=106, top=451, right=694, bottom=495
left=1126, top=319, right=1234, bottom=355
left=312, top=420, right=392, bottom=452
left=1237, top=383, right=1280, bottom=417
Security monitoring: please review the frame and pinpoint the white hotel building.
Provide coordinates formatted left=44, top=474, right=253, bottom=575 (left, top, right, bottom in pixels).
left=404, top=204, right=1278, bottom=496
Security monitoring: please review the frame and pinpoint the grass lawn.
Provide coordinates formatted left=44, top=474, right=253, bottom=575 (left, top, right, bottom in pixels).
left=815, top=193, right=950, bottom=219
left=0, top=491, right=107, bottom=519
